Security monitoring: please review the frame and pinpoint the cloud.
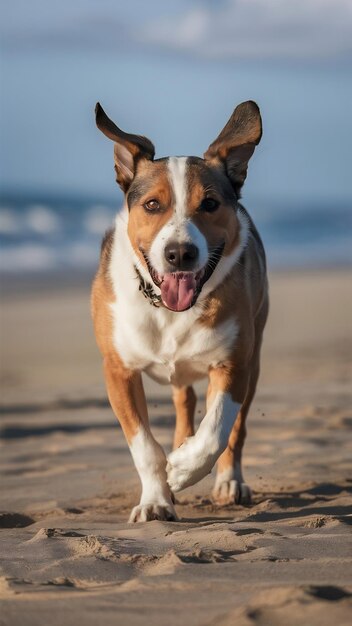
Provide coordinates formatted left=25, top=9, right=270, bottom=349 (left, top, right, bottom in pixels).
left=0, top=0, right=130, bottom=52
left=2, top=0, right=351, bottom=62
left=140, top=0, right=352, bottom=61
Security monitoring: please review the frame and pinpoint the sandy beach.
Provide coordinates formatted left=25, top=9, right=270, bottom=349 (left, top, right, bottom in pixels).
left=0, top=269, right=351, bottom=625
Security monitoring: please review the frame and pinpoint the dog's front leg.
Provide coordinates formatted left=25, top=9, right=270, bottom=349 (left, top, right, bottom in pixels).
left=167, top=364, right=248, bottom=492
left=104, top=358, right=177, bottom=522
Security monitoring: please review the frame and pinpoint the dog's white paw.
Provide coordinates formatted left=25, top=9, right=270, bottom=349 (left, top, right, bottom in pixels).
left=128, top=502, right=178, bottom=523
left=212, top=478, right=252, bottom=506
left=166, top=436, right=218, bottom=492
left=167, top=392, right=240, bottom=492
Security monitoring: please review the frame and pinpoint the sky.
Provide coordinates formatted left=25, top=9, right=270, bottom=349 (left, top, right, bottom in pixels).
left=1, top=0, right=352, bottom=206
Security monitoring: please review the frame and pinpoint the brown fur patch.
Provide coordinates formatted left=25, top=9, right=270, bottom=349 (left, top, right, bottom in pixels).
left=127, top=160, right=174, bottom=268
left=185, top=160, right=240, bottom=257
left=172, top=386, right=196, bottom=449
left=91, top=270, right=149, bottom=442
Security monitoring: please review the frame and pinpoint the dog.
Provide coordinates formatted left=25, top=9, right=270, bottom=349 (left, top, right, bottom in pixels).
left=91, top=100, right=269, bottom=522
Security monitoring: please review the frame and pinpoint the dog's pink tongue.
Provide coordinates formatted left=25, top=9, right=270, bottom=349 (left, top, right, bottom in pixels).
left=160, top=272, right=197, bottom=312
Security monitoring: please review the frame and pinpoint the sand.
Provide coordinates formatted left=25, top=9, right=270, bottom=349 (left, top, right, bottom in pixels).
left=0, top=269, right=351, bottom=625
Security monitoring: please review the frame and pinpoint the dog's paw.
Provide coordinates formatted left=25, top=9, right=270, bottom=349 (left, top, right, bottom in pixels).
left=166, top=436, right=217, bottom=492
left=212, top=479, right=252, bottom=506
left=128, top=502, right=178, bottom=523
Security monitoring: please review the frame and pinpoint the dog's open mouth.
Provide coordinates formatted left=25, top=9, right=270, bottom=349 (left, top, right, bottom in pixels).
left=141, top=242, right=225, bottom=312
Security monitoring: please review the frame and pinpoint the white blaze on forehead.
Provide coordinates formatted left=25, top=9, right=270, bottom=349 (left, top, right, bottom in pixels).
left=167, top=156, right=188, bottom=221
left=148, top=156, right=208, bottom=274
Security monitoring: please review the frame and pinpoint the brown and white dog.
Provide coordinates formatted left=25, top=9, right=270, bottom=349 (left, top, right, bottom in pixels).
left=92, top=100, right=269, bottom=522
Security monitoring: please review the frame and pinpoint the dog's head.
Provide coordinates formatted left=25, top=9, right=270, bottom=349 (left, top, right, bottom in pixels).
left=96, top=101, right=262, bottom=312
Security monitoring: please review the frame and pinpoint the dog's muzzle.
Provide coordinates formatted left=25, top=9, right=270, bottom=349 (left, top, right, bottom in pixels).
left=141, top=242, right=225, bottom=312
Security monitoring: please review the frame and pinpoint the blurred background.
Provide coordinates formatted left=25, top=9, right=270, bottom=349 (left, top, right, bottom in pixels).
left=1, top=8, right=352, bottom=620
left=1, top=0, right=352, bottom=278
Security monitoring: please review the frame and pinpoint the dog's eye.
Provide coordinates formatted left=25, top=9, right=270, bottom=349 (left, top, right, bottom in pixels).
left=144, top=199, right=160, bottom=212
left=200, top=198, right=219, bottom=213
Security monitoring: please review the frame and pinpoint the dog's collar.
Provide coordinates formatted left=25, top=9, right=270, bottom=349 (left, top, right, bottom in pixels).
left=134, top=266, right=162, bottom=308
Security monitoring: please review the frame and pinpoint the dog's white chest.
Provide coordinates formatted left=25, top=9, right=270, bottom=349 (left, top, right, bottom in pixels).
left=108, top=211, right=240, bottom=386
left=111, top=296, right=237, bottom=386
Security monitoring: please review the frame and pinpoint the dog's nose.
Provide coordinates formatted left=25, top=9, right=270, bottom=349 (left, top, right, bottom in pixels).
left=164, top=242, right=199, bottom=271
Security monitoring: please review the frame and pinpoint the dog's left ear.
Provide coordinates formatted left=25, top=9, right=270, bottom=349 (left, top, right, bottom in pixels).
left=95, top=102, right=155, bottom=192
left=204, top=101, right=262, bottom=195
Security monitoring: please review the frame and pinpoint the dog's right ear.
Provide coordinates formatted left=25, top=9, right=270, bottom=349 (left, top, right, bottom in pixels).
left=204, top=101, right=262, bottom=196
left=95, top=103, right=155, bottom=192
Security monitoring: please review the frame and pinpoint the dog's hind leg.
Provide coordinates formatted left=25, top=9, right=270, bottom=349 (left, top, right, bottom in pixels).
left=167, top=365, right=249, bottom=493
left=212, top=397, right=254, bottom=506
left=172, top=386, right=196, bottom=449
left=212, top=349, right=260, bottom=506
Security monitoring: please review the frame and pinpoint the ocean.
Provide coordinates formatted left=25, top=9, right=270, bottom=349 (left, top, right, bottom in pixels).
left=1, top=191, right=351, bottom=275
